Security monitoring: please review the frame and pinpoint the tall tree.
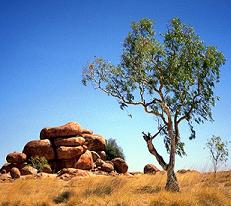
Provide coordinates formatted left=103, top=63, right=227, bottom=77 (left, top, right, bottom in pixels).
left=82, top=18, right=225, bottom=191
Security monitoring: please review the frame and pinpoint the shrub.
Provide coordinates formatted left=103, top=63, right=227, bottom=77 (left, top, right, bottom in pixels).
left=53, top=191, right=74, bottom=204
left=28, top=156, right=51, bottom=172
left=105, top=138, right=125, bottom=160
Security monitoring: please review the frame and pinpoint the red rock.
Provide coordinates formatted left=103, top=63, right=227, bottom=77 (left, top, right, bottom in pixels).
left=83, top=134, right=106, bottom=151
left=91, top=151, right=101, bottom=162
left=41, top=165, right=52, bottom=173
left=53, top=159, right=77, bottom=169
left=6, top=152, right=27, bottom=164
left=0, top=163, right=14, bottom=174
left=111, top=158, right=128, bottom=173
left=54, top=137, right=85, bottom=147
left=23, top=139, right=55, bottom=161
left=95, top=159, right=104, bottom=167
left=20, top=165, right=37, bottom=175
left=56, top=146, right=84, bottom=160
left=40, top=122, right=82, bottom=139
left=0, top=163, right=26, bottom=174
left=81, top=128, right=93, bottom=134
left=75, top=150, right=93, bottom=170
left=57, top=168, right=94, bottom=180
left=100, top=161, right=114, bottom=173
left=144, top=164, right=159, bottom=174
left=61, top=159, right=76, bottom=168
left=97, top=151, right=106, bottom=161
left=10, top=167, right=21, bottom=179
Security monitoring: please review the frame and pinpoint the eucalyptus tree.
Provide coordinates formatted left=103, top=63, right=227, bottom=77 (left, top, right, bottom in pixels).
left=82, top=18, right=225, bottom=191
left=206, top=136, right=229, bottom=174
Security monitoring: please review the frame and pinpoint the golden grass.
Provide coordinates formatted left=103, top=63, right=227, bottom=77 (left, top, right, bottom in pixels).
left=0, top=171, right=231, bottom=206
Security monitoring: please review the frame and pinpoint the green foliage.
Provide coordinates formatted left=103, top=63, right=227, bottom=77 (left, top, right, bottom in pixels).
left=206, top=136, right=229, bottom=173
left=28, top=156, right=50, bottom=172
left=82, top=18, right=225, bottom=157
left=105, top=138, right=125, bottom=160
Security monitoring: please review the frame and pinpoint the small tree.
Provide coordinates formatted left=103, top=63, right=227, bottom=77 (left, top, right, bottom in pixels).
left=206, top=136, right=229, bottom=173
left=82, top=18, right=225, bottom=191
left=105, top=138, right=125, bottom=160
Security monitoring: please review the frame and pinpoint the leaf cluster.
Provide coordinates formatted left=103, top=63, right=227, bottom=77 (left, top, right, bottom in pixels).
left=105, top=138, right=125, bottom=160
left=27, top=156, right=50, bottom=172
left=206, top=136, right=229, bottom=164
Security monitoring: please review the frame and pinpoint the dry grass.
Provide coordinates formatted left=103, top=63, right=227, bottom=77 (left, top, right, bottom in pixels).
left=0, top=171, right=231, bottom=206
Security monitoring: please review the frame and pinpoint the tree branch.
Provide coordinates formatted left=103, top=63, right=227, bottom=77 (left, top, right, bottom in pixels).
left=143, top=132, right=168, bottom=170
left=177, top=93, right=200, bottom=124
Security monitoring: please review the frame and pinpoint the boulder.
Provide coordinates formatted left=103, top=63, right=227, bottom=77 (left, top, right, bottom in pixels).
left=23, top=139, right=55, bottom=161
left=95, top=158, right=104, bottom=167
left=111, top=158, right=128, bottom=173
left=41, top=165, right=52, bottom=173
left=91, top=151, right=101, bottom=162
left=1, top=163, right=26, bottom=174
left=54, top=136, right=85, bottom=147
left=6, top=152, right=27, bottom=164
left=56, top=146, right=84, bottom=160
left=20, top=165, right=37, bottom=175
left=83, top=134, right=106, bottom=151
left=40, top=122, right=82, bottom=139
left=10, top=167, right=21, bottom=179
left=0, top=163, right=14, bottom=174
left=97, top=151, right=106, bottom=161
left=75, top=150, right=93, bottom=170
left=81, top=128, right=93, bottom=134
left=144, top=164, right=159, bottom=174
left=100, top=161, right=114, bottom=173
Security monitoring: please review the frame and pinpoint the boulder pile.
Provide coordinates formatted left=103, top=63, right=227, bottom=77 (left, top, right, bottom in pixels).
left=0, top=122, right=128, bottom=180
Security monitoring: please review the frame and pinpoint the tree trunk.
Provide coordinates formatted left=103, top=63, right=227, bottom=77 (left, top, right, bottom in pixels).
left=165, top=167, right=180, bottom=192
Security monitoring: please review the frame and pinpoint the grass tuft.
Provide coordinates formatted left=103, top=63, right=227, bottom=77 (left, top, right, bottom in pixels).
left=53, top=191, right=73, bottom=204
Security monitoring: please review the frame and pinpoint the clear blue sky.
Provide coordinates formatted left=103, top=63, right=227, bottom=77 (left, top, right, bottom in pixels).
left=0, top=0, right=230, bottom=172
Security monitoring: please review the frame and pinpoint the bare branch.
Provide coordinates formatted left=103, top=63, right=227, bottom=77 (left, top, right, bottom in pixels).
left=143, top=133, right=168, bottom=170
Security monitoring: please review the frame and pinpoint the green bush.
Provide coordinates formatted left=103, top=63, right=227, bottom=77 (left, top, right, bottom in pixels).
left=28, top=156, right=51, bottom=172
left=105, top=138, right=125, bottom=160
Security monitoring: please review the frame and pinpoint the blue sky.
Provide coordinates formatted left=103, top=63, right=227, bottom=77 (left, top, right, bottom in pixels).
left=0, top=0, right=230, bottom=172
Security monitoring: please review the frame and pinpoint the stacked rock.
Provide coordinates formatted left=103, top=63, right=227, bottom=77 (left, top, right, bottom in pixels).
left=0, top=122, right=128, bottom=179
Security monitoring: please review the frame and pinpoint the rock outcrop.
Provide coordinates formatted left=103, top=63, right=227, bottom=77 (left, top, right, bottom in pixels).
left=0, top=122, right=129, bottom=180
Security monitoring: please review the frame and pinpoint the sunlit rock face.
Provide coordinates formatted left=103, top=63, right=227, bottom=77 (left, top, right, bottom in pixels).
left=1, top=122, right=129, bottom=179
